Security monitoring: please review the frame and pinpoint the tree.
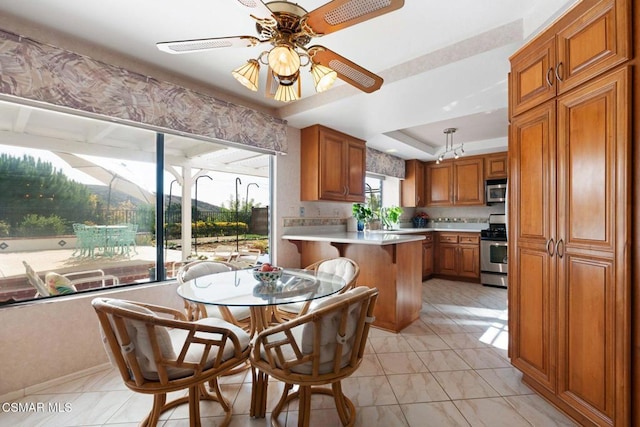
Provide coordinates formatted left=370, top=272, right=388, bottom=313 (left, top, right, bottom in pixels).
left=0, top=154, right=95, bottom=233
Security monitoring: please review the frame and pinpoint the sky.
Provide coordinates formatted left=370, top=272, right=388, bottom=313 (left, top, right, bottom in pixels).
left=1, top=145, right=269, bottom=208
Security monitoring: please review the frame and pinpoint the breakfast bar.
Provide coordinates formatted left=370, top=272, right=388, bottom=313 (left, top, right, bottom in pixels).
left=282, top=231, right=425, bottom=332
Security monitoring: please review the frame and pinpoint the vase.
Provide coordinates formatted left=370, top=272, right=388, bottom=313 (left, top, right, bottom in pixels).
left=357, top=220, right=365, bottom=232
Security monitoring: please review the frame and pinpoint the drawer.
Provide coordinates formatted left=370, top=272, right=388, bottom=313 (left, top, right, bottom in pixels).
left=459, top=235, right=480, bottom=244
left=438, top=233, right=458, bottom=243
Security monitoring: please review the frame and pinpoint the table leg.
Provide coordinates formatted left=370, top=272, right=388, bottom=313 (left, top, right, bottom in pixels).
left=248, top=306, right=270, bottom=338
left=250, top=367, right=268, bottom=418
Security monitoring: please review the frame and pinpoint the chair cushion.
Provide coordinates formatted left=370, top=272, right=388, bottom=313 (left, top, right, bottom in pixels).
left=44, top=272, right=77, bottom=295
left=105, top=300, right=250, bottom=381
left=203, top=304, right=251, bottom=321
left=300, top=287, right=369, bottom=374
left=180, top=262, right=232, bottom=283
left=317, top=258, right=356, bottom=283
left=260, top=287, right=368, bottom=375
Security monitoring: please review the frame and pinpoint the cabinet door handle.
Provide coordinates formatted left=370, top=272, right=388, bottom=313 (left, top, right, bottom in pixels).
left=546, top=67, right=554, bottom=87
left=556, top=239, right=564, bottom=258
left=546, top=238, right=555, bottom=256
left=555, top=62, right=563, bottom=82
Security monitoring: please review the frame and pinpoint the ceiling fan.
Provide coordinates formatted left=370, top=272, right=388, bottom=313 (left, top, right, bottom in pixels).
left=157, top=0, right=405, bottom=102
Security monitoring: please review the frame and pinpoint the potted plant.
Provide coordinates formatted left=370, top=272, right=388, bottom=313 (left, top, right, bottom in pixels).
left=352, top=203, right=372, bottom=231
left=380, top=205, right=403, bottom=230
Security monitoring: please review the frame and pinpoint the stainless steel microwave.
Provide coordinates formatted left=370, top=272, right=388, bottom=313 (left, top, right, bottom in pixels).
left=486, top=179, right=507, bottom=204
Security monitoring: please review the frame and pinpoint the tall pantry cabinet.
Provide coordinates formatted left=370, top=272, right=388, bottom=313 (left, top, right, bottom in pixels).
left=508, top=0, right=633, bottom=425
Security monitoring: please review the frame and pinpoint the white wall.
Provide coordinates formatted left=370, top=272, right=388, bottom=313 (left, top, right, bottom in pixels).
left=0, top=281, right=183, bottom=399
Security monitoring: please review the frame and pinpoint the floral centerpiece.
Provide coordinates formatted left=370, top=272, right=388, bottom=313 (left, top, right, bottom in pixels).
left=412, top=211, right=429, bottom=228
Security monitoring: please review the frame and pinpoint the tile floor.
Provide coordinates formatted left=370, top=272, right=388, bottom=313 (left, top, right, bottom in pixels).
left=0, top=278, right=578, bottom=426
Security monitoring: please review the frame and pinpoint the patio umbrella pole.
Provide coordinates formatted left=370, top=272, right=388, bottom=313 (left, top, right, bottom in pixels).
left=235, top=177, right=241, bottom=252
left=194, top=175, right=212, bottom=255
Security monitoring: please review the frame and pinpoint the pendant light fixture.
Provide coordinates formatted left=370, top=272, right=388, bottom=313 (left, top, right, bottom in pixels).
left=436, top=128, right=465, bottom=164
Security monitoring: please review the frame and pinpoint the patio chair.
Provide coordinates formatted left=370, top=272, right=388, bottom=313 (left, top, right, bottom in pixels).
left=230, top=248, right=261, bottom=269
left=92, top=297, right=250, bottom=426
left=211, top=245, right=237, bottom=262
left=250, top=286, right=379, bottom=425
left=275, top=257, right=360, bottom=322
left=177, top=260, right=251, bottom=330
left=23, top=260, right=51, bottom=297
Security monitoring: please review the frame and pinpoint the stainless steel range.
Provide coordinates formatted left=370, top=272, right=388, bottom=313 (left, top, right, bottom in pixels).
left=480, top=214, right=508, bottom=288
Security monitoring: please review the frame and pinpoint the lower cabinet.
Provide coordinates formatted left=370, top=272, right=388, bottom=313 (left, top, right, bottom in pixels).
left=434, top=232, right=480, bottom=281
left=418, top=232, right=434, bottom=280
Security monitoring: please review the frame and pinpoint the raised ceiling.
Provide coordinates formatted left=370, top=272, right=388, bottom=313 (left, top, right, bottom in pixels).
left=0, top=0, right=578, bottom=161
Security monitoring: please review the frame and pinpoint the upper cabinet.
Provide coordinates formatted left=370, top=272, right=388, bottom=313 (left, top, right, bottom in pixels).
left=300, top=125, right=366, bottom=202
left=509, top=0, right=630, bottom=116
left=484, top=152, right=508, bottom=180
left=425, top=155, right=484, bottom=206
left=400, top=159, right=425, bottom=207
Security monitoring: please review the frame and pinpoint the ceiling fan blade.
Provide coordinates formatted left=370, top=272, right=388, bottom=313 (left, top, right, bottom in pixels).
left=309, top=46, right=383, bottom=93
left=157, top=36, right=261, bottom=54
left=235, top=0, right=277, bottom=25
left=304, top=0, right=404, bottom=36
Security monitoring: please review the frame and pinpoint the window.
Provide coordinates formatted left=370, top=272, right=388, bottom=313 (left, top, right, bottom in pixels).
left=0, top=100, right=271, bottom=304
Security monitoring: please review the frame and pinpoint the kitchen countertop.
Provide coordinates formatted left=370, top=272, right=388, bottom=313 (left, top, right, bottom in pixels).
left=369, top=227, right=486, bottom=234
left=281, top=231, right=426, bottom=246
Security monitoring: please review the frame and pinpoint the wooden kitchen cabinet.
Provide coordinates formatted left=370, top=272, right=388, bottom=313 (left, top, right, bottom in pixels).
left=426, top=156, right=484, bottom=206
left=425, top=162, right=453, bottom=206
left=400, top=159, right=425, bottom=207
left=484, top=152, right=508, bottom=179
left=409, top=231, right=434, bottom=280
left=300, top=124, right=366, bottom=202
left=509, top=2, right=631, bottom=423
left=434, top=232, right=480, bottom=281
left=453, top=157, right=484, bottom=205
left=510, top=0, right=630, bottom=116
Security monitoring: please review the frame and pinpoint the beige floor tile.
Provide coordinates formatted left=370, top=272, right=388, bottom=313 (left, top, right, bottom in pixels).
left=453, top=397, right=531, bottom=426
left=432, top=370, right=500, bottom=400
left=340, top=376, right=398, bottom=407
left=368, top=335, right=413, bottom=353
left=376, top=351, right=428, bottom=375
left=399, top=320, right=435, bottom=336
left=415, top=349, right=471, bottom=372
left=438, top=332, right=493, bottom=349
left=504, top=395, right=579, bottom=426
left=401, top=401, right=470, bottom=427
left=46, top=390, right=132, bottom=426
left=404, top=334, right=450, bottom=351
left=350, top=353, right=383, bottom=377
left=454, top=348, right=512, bottom=369
left=355, top=405, right=409, bottom=426
left=387, top=373, right=449, bottom=404
left=475, top=367, right=534, bottom=396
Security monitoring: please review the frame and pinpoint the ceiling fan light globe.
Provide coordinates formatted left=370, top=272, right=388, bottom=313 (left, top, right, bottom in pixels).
left=274, top=83, right=299, bottom=102
left=310, top=63, right=337, bottom=92
left=232, top=59, right=260, bottom=91
left=268, top=45, right=300, bottom=76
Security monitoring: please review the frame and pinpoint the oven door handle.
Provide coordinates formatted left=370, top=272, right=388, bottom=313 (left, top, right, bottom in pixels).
left=490, top=243, right=508, bottom=248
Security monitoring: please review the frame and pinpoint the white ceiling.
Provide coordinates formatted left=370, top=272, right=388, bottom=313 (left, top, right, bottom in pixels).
left=0, top=0, right=578, bottom=161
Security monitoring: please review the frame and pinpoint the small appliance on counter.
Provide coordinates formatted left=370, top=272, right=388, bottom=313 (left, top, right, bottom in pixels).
left=480, top=214, right=507, bottom=288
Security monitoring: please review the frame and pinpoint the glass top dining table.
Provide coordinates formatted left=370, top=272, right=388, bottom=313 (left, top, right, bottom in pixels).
left=177, top=268, right=347, bottom=336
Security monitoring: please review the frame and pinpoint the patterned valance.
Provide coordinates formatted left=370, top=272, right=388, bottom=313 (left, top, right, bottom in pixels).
left=0, top=30, right=287, bottom=153
left=366, top=147, right=405, bottom=179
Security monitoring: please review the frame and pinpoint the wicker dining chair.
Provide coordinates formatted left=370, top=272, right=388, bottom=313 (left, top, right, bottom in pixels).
left=176, top=260, right=252, bottom=330
left=92, top=297, right=250, bottom=427
left=275, top=257, right=360, bottom=322
left=250, top=286, right=378, bottom=426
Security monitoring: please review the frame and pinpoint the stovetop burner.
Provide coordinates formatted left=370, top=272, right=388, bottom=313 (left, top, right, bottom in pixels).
left=481, top=214, right=507, bottom=241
